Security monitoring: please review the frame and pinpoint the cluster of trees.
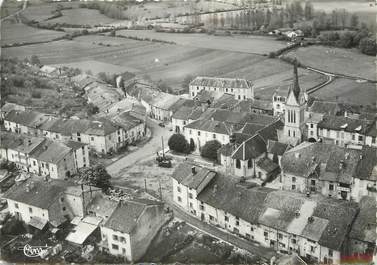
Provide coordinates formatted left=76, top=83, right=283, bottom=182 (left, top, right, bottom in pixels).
left=79, top=2, right=127, bottom=20
left=168, top=134, right=222, bottom=162
left=168, top=134, right=194, bottom=154
left=317, top=25, right=376, bottom=55
left=77, top=164, right=112, bottom=192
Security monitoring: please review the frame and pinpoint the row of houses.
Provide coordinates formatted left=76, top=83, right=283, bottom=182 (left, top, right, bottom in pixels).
left=172, top=162, right=376, bottom=264
left=4, top=176, right=166, bottom=262
left=280, top=142, right=377, bottom=202
left=0, top=132, right=89, bottom=179
left=3, top=109, right=145, bottom=154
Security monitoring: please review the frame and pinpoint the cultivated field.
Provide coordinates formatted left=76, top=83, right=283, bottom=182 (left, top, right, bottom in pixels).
left=312, top=78, right=376, bottom=106
left=116, top=30, right=287, bottom=55
left=124, top=0, right=237, bottom=20
left=285, top=46, right=376, bottom=81
left=1, top=21, right=66, bottom=46
left=21, top=3, right=74, bottom=22
left=2, top=34, right=325, bottom=94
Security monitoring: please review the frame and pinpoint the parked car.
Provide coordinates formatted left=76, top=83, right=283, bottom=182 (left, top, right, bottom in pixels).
left=158, top=123, right=165, bottom=127
left=158, top=160, right=172, bottom=168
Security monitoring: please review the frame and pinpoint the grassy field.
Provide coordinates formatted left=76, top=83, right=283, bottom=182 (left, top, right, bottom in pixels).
left=312, top=78, right=376, bottom=106
left=285, top=46, right=376, bottom=81
left=116, top=30, right=287, bottom=55
left=47, top=8, right=119, bottom=26
left=1, top=21, right=66, bottom=46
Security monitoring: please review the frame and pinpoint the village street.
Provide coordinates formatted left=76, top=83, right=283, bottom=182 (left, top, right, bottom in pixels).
left=106, top=117, right=173, bottom=177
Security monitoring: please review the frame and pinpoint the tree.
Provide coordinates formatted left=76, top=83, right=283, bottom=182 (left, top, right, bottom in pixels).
left=200, top=140, right=221, bottom=161
left=182, top=74, right=194, bottom=92
left=78, top=164, right=112, bottom=192
left=87, top=102, right=99, bottom=115
left=350, top=13, right=359, bottom=29
left=168, top=134, right=190, bottom=154
left=304, top=1, right=314, bottom=20
left=359, top=37, right=376, bottom=56
left=338, top=9, right=349, bottom=30
left=30, top=55, right=41, bottom=66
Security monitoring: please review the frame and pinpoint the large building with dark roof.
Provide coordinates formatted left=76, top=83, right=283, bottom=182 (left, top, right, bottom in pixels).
left=189, top=76, right=254, bottom=101
left=171, top=162, right=363, bottom=264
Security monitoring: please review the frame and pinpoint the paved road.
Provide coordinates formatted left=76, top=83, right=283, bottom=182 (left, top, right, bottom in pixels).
left=106, top=118, right=172, bottom=176
left=171, top=203, right=278, bottom=262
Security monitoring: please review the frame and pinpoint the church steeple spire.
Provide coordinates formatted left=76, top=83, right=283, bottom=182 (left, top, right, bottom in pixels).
left=292, top=58, right=300, bottom=100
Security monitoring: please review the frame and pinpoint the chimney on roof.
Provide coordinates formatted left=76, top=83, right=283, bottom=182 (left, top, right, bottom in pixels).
left=191, top=166, right=196, bottom=175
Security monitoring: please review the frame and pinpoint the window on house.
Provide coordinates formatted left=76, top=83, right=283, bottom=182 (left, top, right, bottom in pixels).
left=250, top=227, right=254, bottom=232
left=329, top=184, right=334, bottom=191
left=310, top=124, right=313, bottom=128
left=291, top=238, right=296, bottom=244
left=235, top=220, right=240, bottom=226
left=278, top=233, right=283, bottom=239
left=113, top=235, right=118, bottom=241
left=358, top=135, right=363, bottom=141
left=310, top=246, right=315, bottom=253
left=91, top=137, right=94, bottom=141
left=122, top=248, right=126, bottom=254
left=225, top=216, right=229, bottom=222
left=213, top=134, right=216, bottom=139
left=292, top=177, right=296, bottom=182
left=199, top=205, right=204, bottom=211
left=189, top=202, right=193, bottom=208
left=264, top=231, right=268, bottom=237
left=177, top=186, right=181, bottom=193
left=311, top=180, right=316, bottom=186
left=236, top=159, right=241, bottom=169
left=112, top=244, right=119, bottom=250
left=189, top=193, right=193, bottom=199
left=33, top=161, right=36, bottom=166
left=177, top=196, right=182, bottom=202
left=292, top=185, right=296, bottom=190
left=209, top=215, right=214, bottom=221
left=62, top=207, right=66, bottom=211
left=15, top=203, right=19, bottom=209
left=29, top=207, right=33, bottom=213
left=120, top=236, right=126, bottom=243
left=198, top=131, right=201, bottom=136
left=328, top=250, right=333, bottom=257
left=189, top=130, right=192, bottom=135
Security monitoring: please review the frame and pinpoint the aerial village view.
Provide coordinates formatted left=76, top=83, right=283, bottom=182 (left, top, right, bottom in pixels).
left=0, top=0, right=376, bottom=264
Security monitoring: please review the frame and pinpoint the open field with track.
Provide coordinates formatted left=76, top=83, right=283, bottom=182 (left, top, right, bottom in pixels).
left=312, top=78, right=376, bottom=106
left=285, top=46, right=376, bottom=81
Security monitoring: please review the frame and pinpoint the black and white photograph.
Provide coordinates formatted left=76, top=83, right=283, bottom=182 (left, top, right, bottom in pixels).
left=0, top=0, right=376, bottom=264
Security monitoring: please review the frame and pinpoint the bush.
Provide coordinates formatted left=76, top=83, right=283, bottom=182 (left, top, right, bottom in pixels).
left=31, top=91, right=42, bottom=98
left=200, top=140, right=221, bottom=161
left=168, top=134, right=190, bottom=154
left=359, top=37, right=376, bottom=56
